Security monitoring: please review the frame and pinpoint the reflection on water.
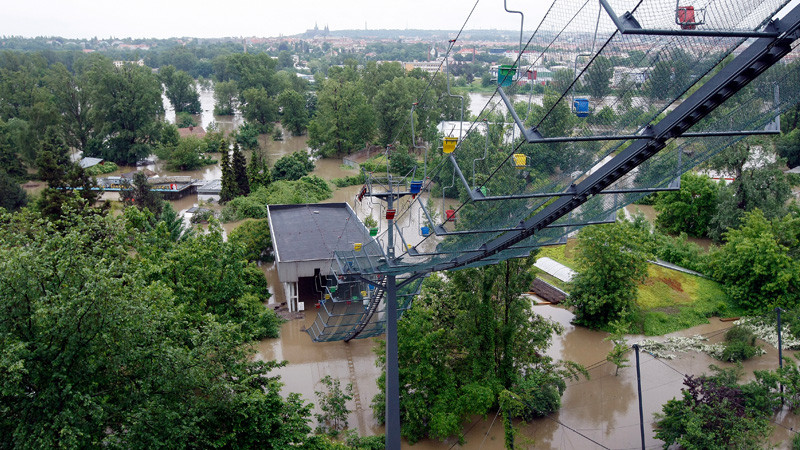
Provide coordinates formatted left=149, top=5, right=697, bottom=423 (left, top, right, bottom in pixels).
left=254, top=298, right=797, bottom=448
left=163, top=87, right=243, bottom=134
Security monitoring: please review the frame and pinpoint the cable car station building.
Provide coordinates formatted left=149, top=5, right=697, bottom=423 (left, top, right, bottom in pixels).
left=267, top=203, right=372, bottom=312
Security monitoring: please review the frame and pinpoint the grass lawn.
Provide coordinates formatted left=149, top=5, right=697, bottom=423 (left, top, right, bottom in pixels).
left=635, top=265, right=741, bottom=335
left=534, top=242, right=740, bottom=336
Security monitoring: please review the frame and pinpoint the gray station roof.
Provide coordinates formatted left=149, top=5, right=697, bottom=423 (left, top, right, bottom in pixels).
left=268, top=203, right=371, bottom=263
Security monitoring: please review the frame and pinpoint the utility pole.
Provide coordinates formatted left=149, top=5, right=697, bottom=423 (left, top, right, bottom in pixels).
left=385, top=178, right=401, bottom=450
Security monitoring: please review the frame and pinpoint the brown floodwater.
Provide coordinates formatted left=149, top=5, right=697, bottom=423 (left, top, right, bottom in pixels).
left=120, top=115, right=793, bottom=448
left=255, top=277, right=798, bottom=449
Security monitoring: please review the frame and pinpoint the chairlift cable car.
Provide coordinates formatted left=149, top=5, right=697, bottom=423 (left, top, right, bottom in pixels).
left=676, top=0, right=705, bottom=30
left=444, top=46, right=464, bottom=153
left=571, top=3, right=603, bottom=118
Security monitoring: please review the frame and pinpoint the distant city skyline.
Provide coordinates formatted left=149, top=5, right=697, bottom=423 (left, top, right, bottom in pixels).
left=5, top=0, right=799, bottom=41
left=1, top=0, right=553, bottom=40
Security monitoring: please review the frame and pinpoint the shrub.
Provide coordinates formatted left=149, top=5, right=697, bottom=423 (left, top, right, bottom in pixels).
left=719, top=326, right=760, bottom=362
left=85, top=161, right=119, bottom=176
left=228, top=219, right=272, bottom=262
left=332, top=173, right=366, bottom=187
left=176, top=111, right=197, bottom=128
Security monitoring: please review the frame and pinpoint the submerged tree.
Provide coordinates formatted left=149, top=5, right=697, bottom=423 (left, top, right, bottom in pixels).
left=373, top=258, right=585, bottom=445
left=564, top=220, right=649, bottom=329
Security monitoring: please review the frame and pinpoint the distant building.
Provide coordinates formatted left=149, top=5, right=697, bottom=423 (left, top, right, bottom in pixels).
left=404, top=58, right=448, bottom=74
left=611, top=66, right=649, bottom=87
left=113, top=59, right=145, bottom=69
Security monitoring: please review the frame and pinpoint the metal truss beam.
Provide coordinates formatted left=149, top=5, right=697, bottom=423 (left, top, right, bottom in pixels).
left=425, top=3, right=800, bottom=274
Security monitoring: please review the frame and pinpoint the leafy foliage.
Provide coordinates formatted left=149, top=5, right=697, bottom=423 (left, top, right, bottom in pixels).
left=213, top=80, right=238, bottom=115
left=85, top=58, right=164, bottom=165
left=121, top=171, right=163, bottom=216
left=240, top=87, right=277, bottom=132
left=308, top=73, right=375, bottom=157
left=0, top=208, right=302, bottom=448
left=314, top=375, right=354, bottom=436
left=373, top=260, right=585, bottom=445
left=708, top=209, right=800, bottom=311
left=0, top=170, right=27, bottom=211
left=565, top=220, right=650, bottom=329
left=654, top=172, right=720, bottom=237
left=221, top=177, right=332, bottom=222
left=231, top=142, right=250, bottom=196
left=272, top=151, right=315, bottom=181
left=155, top=135, right=216, bottom=171
left=228, top=218, right=272, bottom=262
left=159, top=65, right=201, bottom=114
left=654, top=366, right=777, bottom=449
left=278, top=89, right=309, bottom=136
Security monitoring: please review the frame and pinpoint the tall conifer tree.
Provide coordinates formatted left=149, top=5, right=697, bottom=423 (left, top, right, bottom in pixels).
left=231, top=142, right=250, bottom=196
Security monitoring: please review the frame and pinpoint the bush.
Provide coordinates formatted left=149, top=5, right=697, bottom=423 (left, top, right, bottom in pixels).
left=228, top=219, right=272, bottom=262
left=190, top=209, right=215, bottom=224
left=155, top=136, right=216, bottom=171
left=331, top=172, right=366, bottom=187
left=222, top=195, right=269, bottom=222
left=719, top=326, right=760, bottom=362
left=271, top=151, right=315, bottom=181
left=235, top=122, right=261, bottom=150
left=85, top=161, right=119, bottom=176
left=176, top=111, right=197, bottom=128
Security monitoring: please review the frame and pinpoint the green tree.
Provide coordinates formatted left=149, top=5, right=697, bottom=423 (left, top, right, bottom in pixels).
left=248, top=147, right=271, bottom=190
left=240, top=87, right=277, bottom=132
left=87, top=58, right=164, bottom=165
left=0, top=169, right=27, bottom=211
left=228, top=218, right=272, bottom=261
left=277, top=51, right=294, bottom=69
left=314, top=375, right=354, bottom=437
left=646, top=51, right=690, bottom=101
left=278, top=89, right=309, bottom=136
left=231, top=142, right=250, bottom=196
left=777, top=128, right=800, bottom=168
left=584, top=56, right=613, bottom=99
left=373, top=260, right=585, bottom=444
left=308, top=77, right=375, bottom=157
left=0, top=208, right=309, bottom=448
left=604, top=320, right=630, bottom=376
left=34, top=129, right=102, bottom=220
left=551, top=68, right=575, bottom=95
left=122, top=171, right=163, bottom=216
left=159, top=65, right=201, bottom=114
left=235, top=121, right=261, bottom=150
left=707, top=141, right=793, bottom=240
left=708, top=210, right=800, bottom=311
left=272, top=151, right=315, bottom=181
left=48, top=63, right=94, bottom=152
left=373, top=76, right=423, bottom=146
left=565, top=220, right=650, bottom=328
left=654, top=172, right=720, bottom=237
left=654, top=367, right=776, bottom=449
left=213, top=80, right=238, bottom=115
left=155, top=135, right=215, bottom=171
left=219, top=141, right=238, bottom=202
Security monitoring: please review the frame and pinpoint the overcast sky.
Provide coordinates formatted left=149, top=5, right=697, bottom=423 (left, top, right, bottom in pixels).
left=1, top=0, right=555, bottom=39
left=4, top=0, right=799, bottom=40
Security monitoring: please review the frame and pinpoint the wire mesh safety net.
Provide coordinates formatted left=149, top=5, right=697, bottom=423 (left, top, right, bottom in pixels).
left=307, top=0, right=800, bottom=341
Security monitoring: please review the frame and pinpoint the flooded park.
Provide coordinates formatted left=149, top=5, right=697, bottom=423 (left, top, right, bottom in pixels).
left=65, top=87, right=799, bottom=448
